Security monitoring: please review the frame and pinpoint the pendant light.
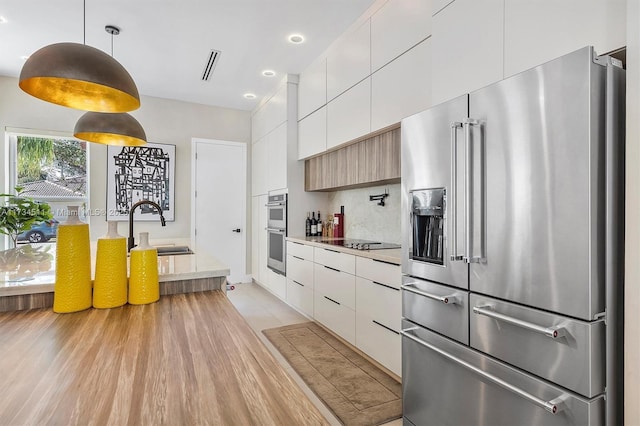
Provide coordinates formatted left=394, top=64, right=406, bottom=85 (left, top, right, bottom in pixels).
left=18, top=1, right=140, bottom=112
left=74, top=25, right=147, bottom=146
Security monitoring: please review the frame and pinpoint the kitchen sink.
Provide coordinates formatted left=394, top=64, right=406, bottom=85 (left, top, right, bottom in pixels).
left=155, top=245, right=194, bottom=256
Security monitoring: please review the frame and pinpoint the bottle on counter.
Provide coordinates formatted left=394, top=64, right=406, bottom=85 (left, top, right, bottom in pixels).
left=311, top=212, right=317, bottom=236
left=305, top=212, right=311, bottom=237
left=316, top=211, right=322, bottom=237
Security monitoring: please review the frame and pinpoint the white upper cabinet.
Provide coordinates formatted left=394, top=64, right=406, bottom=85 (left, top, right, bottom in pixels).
left=267, top=122, right=287, bottom=191
left=327, top=77, right=371, bottom=150
left=326, top=20, right=371, bottom=102
left=251, top=136, right=267, bottom=196
left=431, top=0, right=504, bottom=105
left=251, top=84, right=287, bottom=142
left=432, top=0, right=455, bottom=15
left=371, top=0, right=432, bottom=72
left=504, top=0, right=626, bottom=78
left=298, top=57, right=327, bottom=120
left=298, top=106, right=327, bottom=160
left=372, top=38, right=432, bottom=132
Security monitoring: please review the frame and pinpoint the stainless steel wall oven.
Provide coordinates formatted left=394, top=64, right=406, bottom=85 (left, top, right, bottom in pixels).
left=266, top=193, right=287, bottom=275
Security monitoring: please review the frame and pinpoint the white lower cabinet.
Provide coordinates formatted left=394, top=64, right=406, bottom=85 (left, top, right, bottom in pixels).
left=266, top=269, right=286, bottom=300
left=314, top=263, right=356, bottom=309
left=286, top=278, right=314, bottom=318
left=356, top=312, right=401, bottom=376
left=314, top=290, right=356, bottom=345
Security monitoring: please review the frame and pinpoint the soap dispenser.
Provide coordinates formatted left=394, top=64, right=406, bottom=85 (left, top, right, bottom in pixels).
left=93, top=221, right=127, bottom=308
left=128, top=232, right=159, bottom=305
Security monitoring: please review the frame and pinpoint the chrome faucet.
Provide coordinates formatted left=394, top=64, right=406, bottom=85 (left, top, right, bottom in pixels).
left=128, top=200, right=166, bottom=251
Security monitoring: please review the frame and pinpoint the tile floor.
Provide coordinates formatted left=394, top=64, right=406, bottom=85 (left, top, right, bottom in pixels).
left=227, top=281, right=402, bottom=426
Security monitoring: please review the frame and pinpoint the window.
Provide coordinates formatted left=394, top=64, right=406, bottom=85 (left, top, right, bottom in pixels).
left=7, top=131, right=89, bottom=244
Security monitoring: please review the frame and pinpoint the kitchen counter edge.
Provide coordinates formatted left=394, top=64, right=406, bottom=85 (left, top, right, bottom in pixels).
left=286, top=236, right=401, bottom=265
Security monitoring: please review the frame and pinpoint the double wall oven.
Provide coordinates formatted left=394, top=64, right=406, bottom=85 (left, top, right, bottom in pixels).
left=266, top=193, right=287, bottom=275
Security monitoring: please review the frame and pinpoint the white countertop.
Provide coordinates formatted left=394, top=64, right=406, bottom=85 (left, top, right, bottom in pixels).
left=0, top=239, right=229, bottom=297
left=287, top=236, right=402, bottom=264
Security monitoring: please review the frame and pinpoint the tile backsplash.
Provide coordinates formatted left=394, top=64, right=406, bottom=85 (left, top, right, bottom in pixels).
left=327, top=183, right=401, bottom=244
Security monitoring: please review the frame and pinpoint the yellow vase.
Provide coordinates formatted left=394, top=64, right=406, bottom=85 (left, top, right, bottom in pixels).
left=128, top=232, right=159, bottom=305
left=93, top=221, right=127, bottom=308
left=53, top=206, right=92, bottom=313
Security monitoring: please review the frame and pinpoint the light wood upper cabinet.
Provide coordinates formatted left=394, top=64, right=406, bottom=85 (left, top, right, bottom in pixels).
left=298, top=57, right=327, bottom=120
left=251, top=136, right=267, bottom=196
left=326, top=20, right=371, bottom=102
left=298, top=106, right=327, bottom=160
left=372, top=38, right=432, bottom=132
left=371, top=0, right=432, bottom=72
left=504, top=0, right=626, bottom=78
left=327, top=77, right=371, bottom=150
left=267, top=122, right=287, bottom=191
left=431, top=0, right=504, bottom=105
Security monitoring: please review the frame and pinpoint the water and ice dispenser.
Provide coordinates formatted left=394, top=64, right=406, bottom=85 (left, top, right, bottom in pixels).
left=411, top=188, right=445, bottom=265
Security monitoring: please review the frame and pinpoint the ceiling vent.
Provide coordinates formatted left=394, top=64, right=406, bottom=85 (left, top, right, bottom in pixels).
left=201, top=49, right=221, bottom=81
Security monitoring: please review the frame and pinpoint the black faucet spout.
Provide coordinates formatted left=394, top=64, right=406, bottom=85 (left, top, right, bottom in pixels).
left=128, top=200, right=167, bottom=251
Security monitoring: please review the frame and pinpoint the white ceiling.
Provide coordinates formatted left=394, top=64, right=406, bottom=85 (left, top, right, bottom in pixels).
left=0, top=0, right=378, bottom=111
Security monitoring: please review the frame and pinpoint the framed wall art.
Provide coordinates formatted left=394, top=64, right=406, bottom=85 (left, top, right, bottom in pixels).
left=106, top=142, right=176, bottom=222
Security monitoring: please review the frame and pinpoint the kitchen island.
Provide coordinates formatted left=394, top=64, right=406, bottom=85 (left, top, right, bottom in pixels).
left=0, top=290, right=328, bottom=425
left=0, top=242, right=229, bottom=312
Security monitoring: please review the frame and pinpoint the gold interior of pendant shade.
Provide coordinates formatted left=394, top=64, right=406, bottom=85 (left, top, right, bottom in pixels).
left=74, top=112, right=147, bottom=146
left=19, top=42, right=140, bottom=112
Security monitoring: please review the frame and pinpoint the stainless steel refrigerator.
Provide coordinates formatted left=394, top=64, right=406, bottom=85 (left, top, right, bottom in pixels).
left=400, top=46, right=624, bottom=426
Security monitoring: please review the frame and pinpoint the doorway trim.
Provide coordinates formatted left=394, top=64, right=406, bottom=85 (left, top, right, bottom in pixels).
left=191, top=137, right=249, bottom=283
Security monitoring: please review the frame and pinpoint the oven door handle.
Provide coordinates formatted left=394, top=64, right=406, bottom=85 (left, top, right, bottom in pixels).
left=265, top=202, right=286, bottom=207
left=265, top=228, right=285, bottom=233
left=401, top=327, right=567, bottom=415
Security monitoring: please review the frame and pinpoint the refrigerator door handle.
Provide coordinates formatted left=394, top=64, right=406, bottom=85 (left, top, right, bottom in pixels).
left=473, top=305, right=567, bottom=339
left=402, top=283, right=460, bottom=305
left=401, top=327, right=567, bottom=414
left=463, top=118, right=483, bottom=264
left=450, top=122, right=464, bottom=261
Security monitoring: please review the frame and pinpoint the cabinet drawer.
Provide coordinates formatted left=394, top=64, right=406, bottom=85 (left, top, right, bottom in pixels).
left=470, top=294, right=604, bottom=398
left=402, top=320, right=603, bottom=426
left=286, top=255, right=313, bottom=288
left=356, top=277, right=400, bottom=332
left=266, top=269, right=286, bottom=300
left=402, top=276, right=469, bottom=345
left=314, top=291, right=355, bottom=345
left=355, top=257, right=400, bottom=289
left=356, top=312, right=401, bottom=376
left=286, top=278, right=313, bottom=318
left=313, top=247, right=355, bottom=274
left=314, top=263, right=355, bottom=309
left=287, top=241, right=314, bottom=260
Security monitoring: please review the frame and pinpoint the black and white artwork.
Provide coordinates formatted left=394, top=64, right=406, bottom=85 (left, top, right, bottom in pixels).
left=106, top=142, right=175, bottom=222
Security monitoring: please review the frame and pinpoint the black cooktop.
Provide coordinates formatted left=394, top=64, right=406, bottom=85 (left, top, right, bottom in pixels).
left=318, top=238, right=400, bottom=251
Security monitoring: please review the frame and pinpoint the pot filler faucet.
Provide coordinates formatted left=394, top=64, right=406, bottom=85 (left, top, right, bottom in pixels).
left=128, top=200, right=166, bottom=251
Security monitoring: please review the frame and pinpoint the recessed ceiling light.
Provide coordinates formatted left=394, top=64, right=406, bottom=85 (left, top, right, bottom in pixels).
left=262, top=70, right=275, bottom=77
left=0, top=16, right=7, bottom=24
left=244, top=93, right=256, bottom=99
left=288, top=34, right=304, bottom=44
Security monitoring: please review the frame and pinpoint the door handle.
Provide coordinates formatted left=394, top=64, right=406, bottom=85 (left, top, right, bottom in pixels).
left=472, top=305, right=567, bottom=339
left=463, top=118, right=483, bottom=264
left=450, top=122, right=463, bottom=261
left=232, top=228, right=241, bottom=233
left=401, top=283, right=460, bottom=305
left=400, top=327, right=567, bottom=414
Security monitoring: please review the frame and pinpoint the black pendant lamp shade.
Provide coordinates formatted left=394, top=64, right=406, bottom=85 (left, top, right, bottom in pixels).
left=19, top=42, right=140, bottom=113
left=74, top=112, right=146, bottom=146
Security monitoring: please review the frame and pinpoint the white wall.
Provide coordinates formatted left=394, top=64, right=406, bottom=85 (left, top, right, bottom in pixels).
left=626, top=1, right=640, bottom=423
left=0, top=76, right=251, bottom=250
left=327, top=183, right=401, bottom=244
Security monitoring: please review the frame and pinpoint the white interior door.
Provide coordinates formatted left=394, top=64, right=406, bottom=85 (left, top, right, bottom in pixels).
left=193, top=139, right=248, bottom=284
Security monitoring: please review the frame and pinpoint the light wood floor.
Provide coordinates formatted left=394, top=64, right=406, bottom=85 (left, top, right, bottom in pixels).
left=227, top=282, right=403, bottom=426
left=0, top=291, right=328, bottom=425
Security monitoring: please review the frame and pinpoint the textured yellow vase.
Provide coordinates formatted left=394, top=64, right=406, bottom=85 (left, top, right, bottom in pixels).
left=128, top=232, right=159, bottom=305
left=93, top=221, right=127, bottom=308
left=53, top=206, right=92, bottom=313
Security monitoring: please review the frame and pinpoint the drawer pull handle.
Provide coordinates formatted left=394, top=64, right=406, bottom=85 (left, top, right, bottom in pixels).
left=371, top=258, right=400, bottom=266
left=324, top=248, right=340, bottom=253
left=323, top=265, right=341, bottom=273
left=292, top=255, right=304, bottom=261
left=401, top=283, right=460, bottom=305
left=293, top=280, right=304, bottom=287
left=472, top=305, right=567, bottom=339
left=373, top=320, right=400, bottom=335
left=401, top=327, right=567, bottom=415
left=292, top=242, right=303, bottom=246
left=324, top=296, right=340, bottom=305
left=372, top=281, right=400, bottom=291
